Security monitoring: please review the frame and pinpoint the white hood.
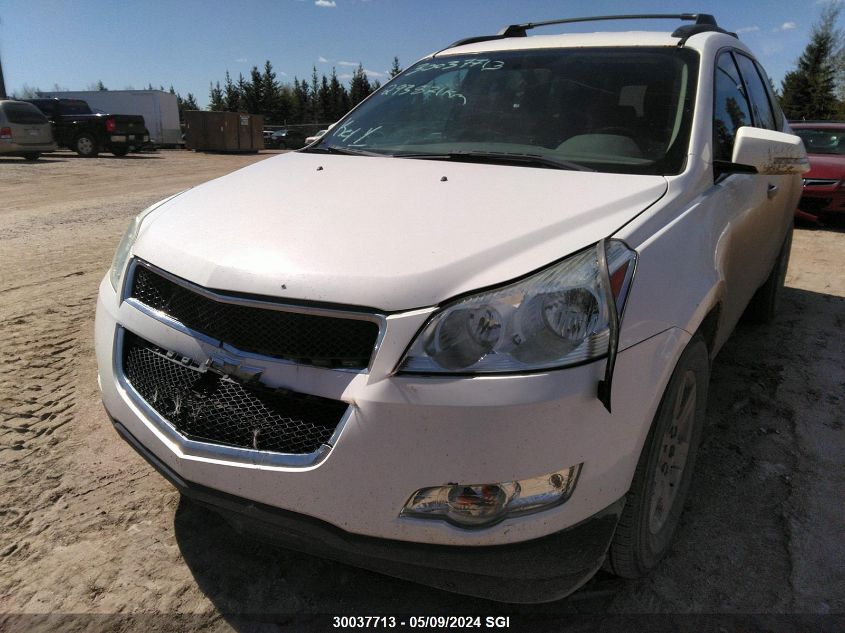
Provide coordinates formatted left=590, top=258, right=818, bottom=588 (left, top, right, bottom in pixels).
left=134, top=152, right=667, bottom=311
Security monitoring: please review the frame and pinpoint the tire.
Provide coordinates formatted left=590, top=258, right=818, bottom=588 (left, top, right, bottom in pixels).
left=73, top=133, right=99, bottom=157
left=111, top=146, right=129, bottom=157
left=743, top=226, right=792, bottom=324
left=606, top=335, right=710, bottom=578
left=23, top=153, right=41, bottom=161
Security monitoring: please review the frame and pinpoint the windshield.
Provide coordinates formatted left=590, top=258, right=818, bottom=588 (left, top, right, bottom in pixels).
left=314, top=47, right=699, bottom=175
left=793, top=128, right=845, bottom=155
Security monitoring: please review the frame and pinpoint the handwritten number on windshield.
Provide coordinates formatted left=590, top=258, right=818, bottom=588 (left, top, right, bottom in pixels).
left=405, top=58, right=505, bottom=76
left=334, top=120, right=384, bottom=147
left=381, top=83, right=467, bottom=105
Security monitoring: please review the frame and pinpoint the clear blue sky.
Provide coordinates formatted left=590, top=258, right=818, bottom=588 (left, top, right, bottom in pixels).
left=1, top=0, right=842, bottom=107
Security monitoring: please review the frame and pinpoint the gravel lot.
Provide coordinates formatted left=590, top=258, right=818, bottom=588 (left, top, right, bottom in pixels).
left=1, top=150, right=843, bottom=631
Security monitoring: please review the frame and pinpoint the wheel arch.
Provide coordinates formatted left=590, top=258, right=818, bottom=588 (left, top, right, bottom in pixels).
left=692, top=301, right=723, bottom=360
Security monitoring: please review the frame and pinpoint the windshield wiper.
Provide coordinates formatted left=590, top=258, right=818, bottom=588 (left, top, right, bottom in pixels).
left=395, top=151, right=593, bottom=172
left=301, top=145, right=386, bottom=157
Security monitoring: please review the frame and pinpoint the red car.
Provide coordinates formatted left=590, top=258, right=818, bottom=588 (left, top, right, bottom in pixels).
left=790, top=122, right=845, bottom=221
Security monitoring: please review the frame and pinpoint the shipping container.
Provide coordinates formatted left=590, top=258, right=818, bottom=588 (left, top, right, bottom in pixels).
left=41, top=90, right=182, bottom=146
left=184, top=111, right=263, bottom=152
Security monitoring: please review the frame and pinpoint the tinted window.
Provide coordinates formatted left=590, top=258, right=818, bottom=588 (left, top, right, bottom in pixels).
left=59, top=100, right=92, bottom=115
left=1, top=102, right=49, bottom=124
left=754, top=60, right=784, bottom=131
left=29, top=100, right=56, bottom=117
left=713, top=53, right=752, bottom=161
left=316, top=47, right=700, bottom=175
left=734, top=54, right=776, bottom=130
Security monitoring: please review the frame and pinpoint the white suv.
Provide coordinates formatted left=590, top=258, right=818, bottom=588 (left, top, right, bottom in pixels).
left=95, top=14, right=808, bottom=603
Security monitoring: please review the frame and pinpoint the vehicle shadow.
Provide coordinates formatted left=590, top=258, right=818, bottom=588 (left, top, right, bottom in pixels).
left=0, top=156, right=67, bottom=164
left=173, top=285, right=844, bottom=627
left=58, top=154, right=163, bottom=160
left=173, top=497, right=620, bottom=628
left=795, top=215, right=845, bottom=233
left=606, top=284, right=845, bottom=613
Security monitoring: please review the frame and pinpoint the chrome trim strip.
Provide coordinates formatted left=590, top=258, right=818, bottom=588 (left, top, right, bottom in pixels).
left=112, top=326, right=352, bottom=468
left=123, top=258, right=387, bottom=374
left=802, top=178, right=838, bottom=187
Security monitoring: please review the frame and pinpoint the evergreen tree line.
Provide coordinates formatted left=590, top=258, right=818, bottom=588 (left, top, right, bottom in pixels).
left=204, top=57, right=402, bottom=126
left=779, top=3, right=845, bottom=120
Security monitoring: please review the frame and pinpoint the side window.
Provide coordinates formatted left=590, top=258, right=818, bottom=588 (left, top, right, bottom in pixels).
left=713, top=52, right=752, bottom=162
left=754, top=59, right=785, bottom=131
left=734, top=54, right=776, bottom=130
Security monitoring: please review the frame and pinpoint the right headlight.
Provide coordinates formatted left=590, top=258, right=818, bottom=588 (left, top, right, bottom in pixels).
left=397, top=240, right=636, bottom=374
left=108, top=193, right=183, bottom=292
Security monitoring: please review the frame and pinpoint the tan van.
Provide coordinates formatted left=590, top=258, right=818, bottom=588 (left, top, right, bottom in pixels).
left=0, top=100, right=57, bottom=161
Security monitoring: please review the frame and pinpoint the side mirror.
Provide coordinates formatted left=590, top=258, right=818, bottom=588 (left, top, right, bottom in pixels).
left=732, top=126, right=810, bottom=175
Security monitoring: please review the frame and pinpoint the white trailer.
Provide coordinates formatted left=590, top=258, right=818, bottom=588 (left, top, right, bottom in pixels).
left=41, top=90, right=183, bottom=146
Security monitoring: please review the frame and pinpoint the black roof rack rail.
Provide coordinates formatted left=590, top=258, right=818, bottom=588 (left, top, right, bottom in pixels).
left=446, top=13, right=736, bottom=50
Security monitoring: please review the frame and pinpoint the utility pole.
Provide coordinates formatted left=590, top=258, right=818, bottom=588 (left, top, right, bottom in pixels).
left=0, top=55, right=6, bottom=99
left=0, top=17, right=6, bottom=98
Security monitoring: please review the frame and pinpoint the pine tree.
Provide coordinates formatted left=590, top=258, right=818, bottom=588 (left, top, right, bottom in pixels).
left=171, top=89, right=200, bottom=123
left=223, top=71, right=240, bottom=112
left=310, top=66, right=321, bottom=122
left=780, top=3, right=843, bottom=120
left=349, top=64, right=371, bottom=107
left=388, top=56, right=402, bottom=79
left=183, top=93, right=199, bottom=111
left=240, top=66, right=263, bottom=114
left=261, top=60, right=281, bottom=122
left=236, top=74, right=249, bottom=112
left=277, top=84, right=295, bottom=124
left=328, top=68, right=349, bottom=121
left=292, top=77, right=310, bottom=123
left=209, top=82, right=225, bottom=111
left=318, top=75, right=332, bottom=123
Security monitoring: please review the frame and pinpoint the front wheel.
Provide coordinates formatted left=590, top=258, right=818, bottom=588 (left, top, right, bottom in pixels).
left=606, top=335, right=710, bottom=578
left=74, top=133, right=99, bottom=157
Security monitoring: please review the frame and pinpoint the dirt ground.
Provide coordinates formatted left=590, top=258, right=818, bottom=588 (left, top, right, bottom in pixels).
left=1, top=150, right=843, bottom=631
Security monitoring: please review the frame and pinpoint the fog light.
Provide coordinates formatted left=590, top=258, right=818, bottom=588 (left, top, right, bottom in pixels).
left=400, top=464, right=581, bottom=528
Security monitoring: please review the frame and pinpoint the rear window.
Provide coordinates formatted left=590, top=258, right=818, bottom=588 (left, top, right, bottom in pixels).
left=60, top=100, right=93, bottom=115
left=2, top=102, right=49, bottom=125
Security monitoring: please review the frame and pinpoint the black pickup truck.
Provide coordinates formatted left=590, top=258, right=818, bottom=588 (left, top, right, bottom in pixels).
left=25, top=98, right=150, bottom=157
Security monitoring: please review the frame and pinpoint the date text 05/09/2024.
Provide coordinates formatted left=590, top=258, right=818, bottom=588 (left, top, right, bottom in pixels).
left=332, top=616, right=511, bottom=629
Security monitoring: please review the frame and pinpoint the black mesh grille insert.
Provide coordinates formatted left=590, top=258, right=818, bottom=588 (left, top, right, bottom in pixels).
left=130, top=264, right=379, bottom=369
left=122, top=332, right=348, bottom=454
